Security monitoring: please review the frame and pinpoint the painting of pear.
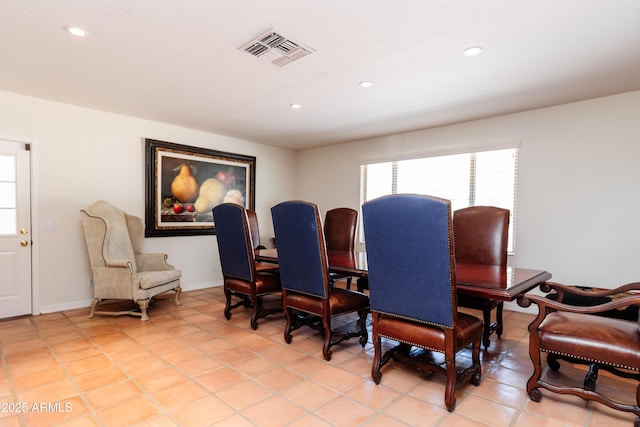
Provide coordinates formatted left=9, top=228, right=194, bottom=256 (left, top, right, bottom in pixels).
left=194, top=178, right=225, bottom=214
left=171, top=163, right=199, bottom=202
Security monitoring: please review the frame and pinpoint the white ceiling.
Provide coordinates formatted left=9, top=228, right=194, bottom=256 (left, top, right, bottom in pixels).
left=1, top=1, right=640, bottom=150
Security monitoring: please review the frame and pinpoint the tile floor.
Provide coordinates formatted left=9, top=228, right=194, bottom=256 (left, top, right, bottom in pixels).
left=0, top=285, right=637, bottom=426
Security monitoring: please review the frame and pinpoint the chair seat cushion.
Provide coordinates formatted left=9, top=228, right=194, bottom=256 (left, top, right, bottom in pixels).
left=540, top=311, right=640, bottom=370
left=377, top=311, right=483, bottom=352
left=284, top=288, right=369, bottom=316
left=138, top=270, right=181, bottom=289
left=225, top=271, right=281, bottom=296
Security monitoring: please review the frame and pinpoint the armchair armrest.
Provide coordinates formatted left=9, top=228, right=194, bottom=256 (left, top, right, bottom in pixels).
left=541, top=281, right=640, bottom=300
left=519, top=291, right=640, bottom=316
left=136, top=253, right=175, bottom=272
left=104, top=258, right=133, bottom=269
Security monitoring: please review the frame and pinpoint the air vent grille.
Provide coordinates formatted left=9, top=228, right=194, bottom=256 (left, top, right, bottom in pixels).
left=240, top=30, right=314, bottom=67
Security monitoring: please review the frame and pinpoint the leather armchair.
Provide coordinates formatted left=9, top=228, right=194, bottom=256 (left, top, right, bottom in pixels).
left=519, top=282, right=640, bottom=425
left=80, top=200, right=182, bottom=321
left=453, top=206, right=509, bottom=349
left=362, top=194, right=483, bottom=412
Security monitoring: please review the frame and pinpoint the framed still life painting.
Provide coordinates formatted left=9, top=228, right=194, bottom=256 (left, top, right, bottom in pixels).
left=145, top=138, right=256, bottom=237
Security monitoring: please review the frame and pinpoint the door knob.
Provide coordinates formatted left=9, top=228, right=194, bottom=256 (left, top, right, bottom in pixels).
left=20, top=240, right=29, bottom=247
left=20, top=228, right=29, bottom=235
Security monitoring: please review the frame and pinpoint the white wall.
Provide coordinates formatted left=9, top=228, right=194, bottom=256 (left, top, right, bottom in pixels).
left=0, top=90, right=297, bottom=313
left=297, top=91, right=640, bottom=304
left=3, top=88, right=639, bottom=314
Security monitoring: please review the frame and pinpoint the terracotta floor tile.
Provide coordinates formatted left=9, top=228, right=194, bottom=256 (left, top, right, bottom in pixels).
left=0, top=287, right=630, bottom=426
left=12, top=366, right=68, bottom=392
left=231, top=355, right=279, bottom=377
left=177, top=354, right=222, bottom=376
left=366, top=414, right=413, bottom=427
left=96, top=395, right=161, bottom=426
left=344, top=380, right=403, bottom=411
left=242, top=395, right=306, bottom=427
left=16, top=378, right=80, bottom=403
left=193, top=367, right=246, bottom=393
left=170, top=395, right=235, bottom=427
left=311, top=365, right=363, bottom=392
left=455, top=394, right=519, bottom=425
left=65, top=354, right=113, bottom=376
left=215, top=379, right=273, bottom=410
left=84, top=379, right=141, bottom=409
left=280, top=381, right=337, bottom=411
left=151, top=379, right=209, bottom=410
left=8, top=355, right=60, bottom=377
left=134, top=366, right=187, bottom=392
left=74, top=366, right=128, bottom=392
left=314, top=395, right=377, bottom=426
left=22, top=396, right=89, bottom=426
left=254, top=367, right=305, bottom=391
left=382, top=395, right=449, bottom=426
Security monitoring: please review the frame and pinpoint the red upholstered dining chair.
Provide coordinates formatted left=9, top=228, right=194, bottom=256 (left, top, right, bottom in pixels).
left=324, top=207, right=358, bottom=289
left=271, top=201, right=369, bottom=361
left=362, top=194, right=483, bottom=412
left=453, top=206, right=510, bottom=349
left=212, top=203, right=282, bottom=330
left=246, top=209, right=267, bottom=250
left=519, top=282, right=640, bottom=425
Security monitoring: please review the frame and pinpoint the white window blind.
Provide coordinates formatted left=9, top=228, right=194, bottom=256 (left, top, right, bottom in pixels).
left=360, top=146, right=518, bottom=253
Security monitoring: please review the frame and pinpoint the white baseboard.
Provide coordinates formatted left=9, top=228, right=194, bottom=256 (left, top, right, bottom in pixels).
left=37, top=280, right=223, bottom=315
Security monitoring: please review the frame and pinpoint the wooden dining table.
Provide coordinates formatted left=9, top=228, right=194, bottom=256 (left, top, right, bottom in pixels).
left=255, top=248, right=552, bottom=302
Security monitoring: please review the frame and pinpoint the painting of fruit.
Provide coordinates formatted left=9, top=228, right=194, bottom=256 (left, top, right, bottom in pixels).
left=145, top=138, right=256, bottom=236
left=171, top=163, right=199, bottom=202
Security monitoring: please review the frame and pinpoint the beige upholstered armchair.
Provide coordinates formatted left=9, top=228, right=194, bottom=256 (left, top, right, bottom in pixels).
left=81, top=200, right=182, bottom=321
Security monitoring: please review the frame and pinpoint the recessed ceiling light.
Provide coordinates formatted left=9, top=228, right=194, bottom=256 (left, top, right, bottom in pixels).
left=359, top=81, right=373, bottom=88
left=290, top=104, right=301, bottom=109
left=65, top=26, right=88, bottom=37
left=463, top=46, right=483, bottom=56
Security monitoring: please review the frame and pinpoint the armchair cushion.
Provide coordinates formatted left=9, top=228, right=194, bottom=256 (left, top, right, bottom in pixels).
left=538, top=311, right=639, bottom=370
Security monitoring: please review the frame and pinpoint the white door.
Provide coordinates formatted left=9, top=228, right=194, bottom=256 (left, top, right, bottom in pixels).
left=0, top=140, right=32, bottom=318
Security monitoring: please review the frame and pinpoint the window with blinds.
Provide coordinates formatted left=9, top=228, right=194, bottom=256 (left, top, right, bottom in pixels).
left=360, top=146, right=518, bottom=253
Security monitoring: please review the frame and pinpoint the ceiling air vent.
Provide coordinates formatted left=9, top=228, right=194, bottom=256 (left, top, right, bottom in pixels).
left=240, top=30, right=314, bottom=67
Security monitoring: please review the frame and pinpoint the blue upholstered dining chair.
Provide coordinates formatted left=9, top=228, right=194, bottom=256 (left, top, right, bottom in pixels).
left=271, top=200, right=369, bottom=361
left=362, top=194, right=483, bottom=412
left=212, top=203, right=282, bottom=330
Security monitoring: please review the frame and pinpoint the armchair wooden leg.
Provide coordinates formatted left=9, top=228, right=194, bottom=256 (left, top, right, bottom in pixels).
left=89, top=298, right=99, bottom=319
left=174, top=285, right=182, bottom=306
left=137, top=299, right=150, bottom=322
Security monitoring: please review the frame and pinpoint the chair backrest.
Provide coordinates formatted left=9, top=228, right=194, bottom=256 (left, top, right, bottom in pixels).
left=81, top=200, right=137, bottom=272
left=362, top=194, right=456, bottom=328
left=324, top=208, right=358, bottom=251
left=246, top=209, right=260, bottom=249
left=453, top=206, right=509, bottom=266
left=271, top=201, right=329, bottom=298
left=212, top=203, right=255, bottom=282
